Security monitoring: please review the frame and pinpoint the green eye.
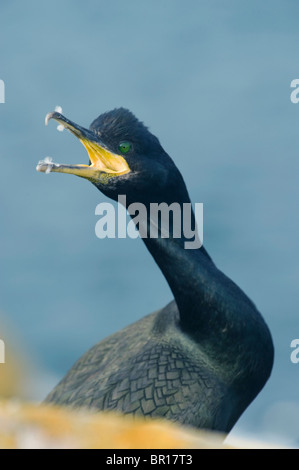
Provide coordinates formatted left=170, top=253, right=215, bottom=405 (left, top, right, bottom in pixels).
left=118, top=141, right=131, bottom=154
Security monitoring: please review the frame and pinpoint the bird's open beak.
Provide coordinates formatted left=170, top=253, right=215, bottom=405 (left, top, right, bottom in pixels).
left=36, top=111, right=130, bottom=181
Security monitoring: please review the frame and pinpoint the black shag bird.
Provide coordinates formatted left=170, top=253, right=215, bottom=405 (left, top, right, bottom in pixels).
left=37, top=108, right=274, bottom=432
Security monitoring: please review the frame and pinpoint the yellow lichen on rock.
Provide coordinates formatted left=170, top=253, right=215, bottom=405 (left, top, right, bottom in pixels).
left=0, top=401, right=229, bottom=449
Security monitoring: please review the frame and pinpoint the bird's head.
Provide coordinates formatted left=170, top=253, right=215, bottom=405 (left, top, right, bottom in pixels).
left=37, top=108, right=186, bottom=206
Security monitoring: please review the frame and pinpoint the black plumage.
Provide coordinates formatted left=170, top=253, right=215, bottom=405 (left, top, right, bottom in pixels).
left=39, top=108, right=274, bottom=432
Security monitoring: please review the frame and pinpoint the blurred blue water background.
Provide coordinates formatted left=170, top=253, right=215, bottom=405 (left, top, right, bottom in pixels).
left=0, top=0, right=299, bottom=446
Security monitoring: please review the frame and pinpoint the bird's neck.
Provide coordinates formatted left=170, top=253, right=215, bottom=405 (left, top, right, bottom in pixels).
left=125, top=193, right=273, bottom=376
left=125, top=191, right=215, bottom=333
